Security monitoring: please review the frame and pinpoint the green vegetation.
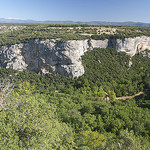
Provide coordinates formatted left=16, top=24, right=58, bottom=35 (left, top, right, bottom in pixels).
left=0, top=68, right=149, bottom=149
left=0, top=24, right=150, bottom=149
left=0, top=24, right=89, bottom=46
left=0, top=47, right=150, bottom=149
left=81, top=48, right=150, bottom=98
left=91, top=26, right=150, bottom=40
left=0, top=23, right=150, bottom=46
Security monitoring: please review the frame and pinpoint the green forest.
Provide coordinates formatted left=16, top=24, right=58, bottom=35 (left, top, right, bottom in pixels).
left=1, top=23, right=150, bottom=46
left=0, top=46, right=150, bottom=149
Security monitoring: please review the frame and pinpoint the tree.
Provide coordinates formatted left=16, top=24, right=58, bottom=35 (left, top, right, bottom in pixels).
left=0, top=94, right=76, bottom=149
left=108, top=90, right=116, bottom=102
left=98, top=88, right=106, bottom=98
left=0, top=78, right=14, bottom=111
left=77, top=130, right=104, bottom=149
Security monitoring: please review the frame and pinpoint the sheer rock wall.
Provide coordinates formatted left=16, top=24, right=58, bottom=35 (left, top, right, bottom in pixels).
left=0, top=36, right=150, bottom=77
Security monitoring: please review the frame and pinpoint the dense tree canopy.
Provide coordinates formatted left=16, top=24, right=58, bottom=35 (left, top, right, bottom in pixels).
left=0, top=24, right=150, bottom=149
left=81, top=48, right=150, bottom=98
left=0, top=62, right=149, bottom=149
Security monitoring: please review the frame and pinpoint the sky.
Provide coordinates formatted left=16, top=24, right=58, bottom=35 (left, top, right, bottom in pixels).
left=0, top=0, right=150, bottom=23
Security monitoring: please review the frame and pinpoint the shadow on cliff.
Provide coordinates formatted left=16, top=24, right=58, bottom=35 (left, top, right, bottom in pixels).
left=21, top=40, right=74, bottom=77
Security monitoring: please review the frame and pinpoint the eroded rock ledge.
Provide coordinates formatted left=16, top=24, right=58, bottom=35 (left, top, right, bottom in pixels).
left=0, top=36, right=150, bottom=78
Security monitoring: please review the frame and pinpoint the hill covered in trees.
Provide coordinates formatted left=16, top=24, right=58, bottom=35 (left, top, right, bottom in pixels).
left=0, top=46, right=150, bottom=149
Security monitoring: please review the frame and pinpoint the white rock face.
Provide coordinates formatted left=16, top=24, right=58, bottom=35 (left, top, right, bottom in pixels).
left=115, top=36, right=150, bottom=56
left=0, top=36, right=150, bottom=78
left=0, top=39, right=89, bottom=77
left=90, top=39, right=109, bottom=49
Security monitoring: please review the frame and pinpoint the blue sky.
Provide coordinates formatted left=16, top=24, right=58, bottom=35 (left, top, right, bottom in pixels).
left=0, top=0, right=150, bottom=23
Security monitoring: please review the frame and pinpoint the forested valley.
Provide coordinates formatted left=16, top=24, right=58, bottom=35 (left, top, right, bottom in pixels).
left=0, top=24, right=150, bottom=149
left=0, top=47, right=149, bottom=149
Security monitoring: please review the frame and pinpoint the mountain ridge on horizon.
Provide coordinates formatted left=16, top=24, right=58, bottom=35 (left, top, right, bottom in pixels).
left=0, top=18, right=150, bottom=27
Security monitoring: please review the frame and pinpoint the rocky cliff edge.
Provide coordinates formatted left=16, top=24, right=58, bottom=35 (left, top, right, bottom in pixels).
left=0, top=36, right=150, bottom=78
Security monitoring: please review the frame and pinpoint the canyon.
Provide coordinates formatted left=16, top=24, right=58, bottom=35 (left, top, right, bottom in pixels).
left=0, top=36, right=150, bottom=78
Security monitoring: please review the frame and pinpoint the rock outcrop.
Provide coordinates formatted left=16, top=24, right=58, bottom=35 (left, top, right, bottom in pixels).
left=0, top=39, right=90, bottom=77
left=115, top=36, right=150, bottom=56
left=0, top=36, right=150, bottom=78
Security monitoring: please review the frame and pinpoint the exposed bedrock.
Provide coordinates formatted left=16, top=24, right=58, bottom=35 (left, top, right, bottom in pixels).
left=0, top=36, right=150, bottom=77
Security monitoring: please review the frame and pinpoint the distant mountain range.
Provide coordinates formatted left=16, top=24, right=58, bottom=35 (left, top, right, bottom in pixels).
left=0, top=18, right=150, bottom=27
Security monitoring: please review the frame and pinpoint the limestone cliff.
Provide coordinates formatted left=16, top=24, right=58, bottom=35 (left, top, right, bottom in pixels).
left=0, top=36, right=150, bottom=78
left=0, top=39, right=90, bottom=77
left=115, top=36, right=150, bottom=56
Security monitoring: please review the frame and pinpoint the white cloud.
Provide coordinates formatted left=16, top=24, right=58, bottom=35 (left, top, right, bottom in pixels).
left=7, top=17, right=26, bottom=20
